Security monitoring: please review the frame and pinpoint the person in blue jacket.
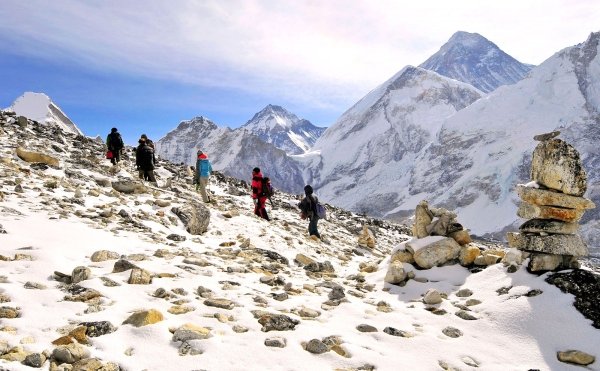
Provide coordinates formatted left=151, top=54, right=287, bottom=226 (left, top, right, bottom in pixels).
left=194, top=150, right=213, bottom=203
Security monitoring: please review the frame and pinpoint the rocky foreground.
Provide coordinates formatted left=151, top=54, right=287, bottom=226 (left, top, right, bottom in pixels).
left=0, top=112, right=599, bottom=370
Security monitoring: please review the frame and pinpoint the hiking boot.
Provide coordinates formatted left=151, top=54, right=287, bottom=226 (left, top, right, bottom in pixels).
left=309, top=235, right=320, bottom=242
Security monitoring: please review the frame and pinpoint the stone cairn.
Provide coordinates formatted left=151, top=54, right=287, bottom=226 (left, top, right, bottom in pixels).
left=507, top=132, right=596, bottom=272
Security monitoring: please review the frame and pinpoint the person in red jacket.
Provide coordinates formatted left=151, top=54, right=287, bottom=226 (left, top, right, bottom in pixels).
left=251, top=167, right=269, bottom=221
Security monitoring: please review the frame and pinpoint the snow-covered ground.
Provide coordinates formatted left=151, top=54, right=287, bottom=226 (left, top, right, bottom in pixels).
left=1, top=118, right=598, bottom=370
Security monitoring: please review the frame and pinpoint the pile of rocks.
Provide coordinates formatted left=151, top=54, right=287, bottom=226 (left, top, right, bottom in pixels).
left=384, top=200, right=507, bottom=282
left=507, top=133, right=596, bottom=272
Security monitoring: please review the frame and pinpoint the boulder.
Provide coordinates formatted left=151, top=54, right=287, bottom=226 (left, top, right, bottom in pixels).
left=384, top=260, right=407, bottom=284
left=423, top=289, right=443, bottom=304
left=517, top=203, right=584, bottom=223
left=458, top=244, right=480, bottom=266
left=530, top=139, right=587, bottom=196
left=111, top=180, right=148, bottom=194
left=449, top=229, right=472, bottom=245
left=171, top=201, right=210, bottom=235
left=128, top=268, right=152, bottom=284
left=16, top=146, right=60, bottom=167
left=357, top=225, right=375, bottom=248
left=413, top=200, right=433, bottom=238
left=390, top=249, right=414, bottom=264
left=517, top=185, right=595, bottom=209
left=90, top=250, right=120, bottom=262
left=528, top=253, right=563, bottom=272
left=507, top=232, right=589, bottom=256
left=71, top=266, right=91, bottom=284
left=407, top=237, right=461, bottom=269
left=52, top=343, right=90, bottom=364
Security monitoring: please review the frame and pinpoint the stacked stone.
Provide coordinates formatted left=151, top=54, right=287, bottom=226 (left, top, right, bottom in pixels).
left=507, top=133, right=596, bottom=272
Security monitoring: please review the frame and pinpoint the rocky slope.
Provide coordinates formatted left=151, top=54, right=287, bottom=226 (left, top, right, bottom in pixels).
left=0, top=110, right=598, bottom=370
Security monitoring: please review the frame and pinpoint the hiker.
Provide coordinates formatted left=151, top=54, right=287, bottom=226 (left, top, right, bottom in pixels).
left=194, top=150, right=213, bottom=203
left=135, top=138, right=157, bottom=184
left=251, top=167, right=269, bottom=221
left=106, top=127, right=124, bottom=165
left=298, top=184, right=320, bottom=240
left=140, top=134, right=154, bottom=148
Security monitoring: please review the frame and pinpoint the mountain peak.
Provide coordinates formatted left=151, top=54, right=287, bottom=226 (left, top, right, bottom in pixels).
left=420, top=31, right=534, bottom=93
left=8, top=92, right=82, bottom=135
left=447, top=31, right=488, bottom=46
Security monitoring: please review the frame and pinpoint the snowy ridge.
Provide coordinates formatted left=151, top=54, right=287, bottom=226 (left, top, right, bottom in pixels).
left=7, top=92, right=82, bottom=135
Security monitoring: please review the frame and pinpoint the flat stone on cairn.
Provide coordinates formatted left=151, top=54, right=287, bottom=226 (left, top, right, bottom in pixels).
left=507, top=134, right=594, bottom=271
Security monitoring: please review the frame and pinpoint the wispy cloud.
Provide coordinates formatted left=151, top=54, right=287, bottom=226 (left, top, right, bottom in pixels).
left=0, top=0, right=598, bottom=112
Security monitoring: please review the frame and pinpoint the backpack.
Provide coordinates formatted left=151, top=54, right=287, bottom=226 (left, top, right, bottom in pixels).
left=315, top=201, right=327, bottom=220
left=261, top=177, right=274, bottom=198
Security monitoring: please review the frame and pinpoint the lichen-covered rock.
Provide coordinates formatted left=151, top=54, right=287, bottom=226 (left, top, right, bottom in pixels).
left=16, top=146, right=60, bottom=167
left=407, top=237, right=461, bottom=269
left=530, top=139, right=587, bottom=196
left=507, top=232, right=588, bottom=256
left=122, top=309, right=164, bottom=327
left=171, top=201, right=210, bottom=235
left=519, top=219, right=579, bottom=235
left=517, top=203, right=585, bottom=223
left=517, top=185, right=595, bottom=209
left=557, top=350, right=595, bottom=366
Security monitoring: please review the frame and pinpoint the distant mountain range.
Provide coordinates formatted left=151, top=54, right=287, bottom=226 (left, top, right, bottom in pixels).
left=7, top=30, right=599, bottom=254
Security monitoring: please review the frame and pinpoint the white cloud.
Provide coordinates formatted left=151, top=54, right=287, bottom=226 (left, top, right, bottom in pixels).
left=0, top=0, right=599, bottom=110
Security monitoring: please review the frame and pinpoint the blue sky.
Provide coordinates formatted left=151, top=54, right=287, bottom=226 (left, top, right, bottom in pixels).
left=1, top=0, right=599, bottom=144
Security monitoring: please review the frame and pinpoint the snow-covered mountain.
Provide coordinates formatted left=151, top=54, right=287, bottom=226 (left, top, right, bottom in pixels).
left=310, top=32, right=600, bottom=255
left=403, top=31, right=600, bottom=247
left=156, top=116, right=305, bottom=193
left=420, top=31, right=534, bottom=93
left=241, top=104, right=326, bottom=154
left=7, top=92, right=82, bottom=135
left=306, top=66, right=482, bottom=214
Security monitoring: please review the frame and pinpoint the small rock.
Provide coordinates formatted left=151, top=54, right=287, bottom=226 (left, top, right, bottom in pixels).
left=557, top=350, right=595, bottom=366
left=305, top=339, right=328, bottom=354
left=264, top=337, right=286, bottom=348
left=356, top=324, right=378, bottom=333
left=442, top=327, right=463, bottom=338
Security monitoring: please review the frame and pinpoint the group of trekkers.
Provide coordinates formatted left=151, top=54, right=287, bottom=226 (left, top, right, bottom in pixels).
left=250, top=167, right=321, bottom=240
left=106, top=128, right=157, bottom=184
left=106, top=128, right=321, bottom=240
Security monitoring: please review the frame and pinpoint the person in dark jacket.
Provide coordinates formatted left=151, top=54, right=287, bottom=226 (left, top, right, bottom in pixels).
left=194, top=150, right=213, bottom=203
left=298, top=185, right=320, bottom=239
left=135, top=138, right=157, bottom=184
left=106, top=127, right=124, bottom=165
left=251, top=167, right=269, bottom=221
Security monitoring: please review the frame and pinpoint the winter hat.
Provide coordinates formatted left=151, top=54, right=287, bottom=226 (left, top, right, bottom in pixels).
left=111, top=127, right=118, bottom=133
left=141, top=134, right=148, bottom=139
left=253, top=167, right=260, bottom=174
left=304, top=185, right=313, bottom=195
